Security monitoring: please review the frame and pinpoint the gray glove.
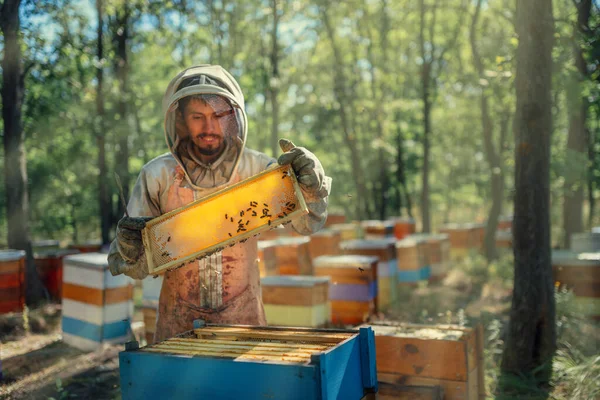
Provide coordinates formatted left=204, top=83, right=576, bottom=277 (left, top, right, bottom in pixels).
left=116, top=216, right=153, bottom=264
left=278, top=139, right=329, bottom=199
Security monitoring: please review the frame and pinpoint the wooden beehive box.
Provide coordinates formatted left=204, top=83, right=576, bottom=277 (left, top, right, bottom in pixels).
left=62, top=253, right=134, bottom=350
left=261, top=236, right=313, bottom=275
left=261, top=276, right=331, bottom=327
left=329, top=223, right=364, bottom=241
left=552, top=250, right=600, bottom=321
left=495, top=230, right=512, bottom=249
left=395, top=238, right=430, bottom=285
left=391, top=217, right=416, bottom=240
left=360, top=322, right=485, bottom=400
left=119, top=323, right=378, bottom=400
left=0, top=250, right=25, bottom=314
left=497, top=215, right=513, bottom=231
left=257, top=240, right=278, bottom=277
left=408, top=234, right=449, bottom=282
left=361, top=220, right=395, bottom=240
left=313, top=255, right=378, bottom=325
left=571, top=232, right=600, bottom=253
left=141, top=165, right=308, bottom=275
left=325, top=212, right=347, bottom=227
left=340, top=239, right=397, bottom=309
left=438, top=224, right=483, bottom=258
left=34, top=248, right=80, bottom=300
left=309, top=229, right=342, bottom=259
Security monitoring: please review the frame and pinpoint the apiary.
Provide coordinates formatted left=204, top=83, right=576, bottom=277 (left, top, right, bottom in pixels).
left=141, top=276, right=163, bottom=344
left=341, top=239, right=397, bottom=308
left=261, top=276, right=331, bottom=327
left=119, top=323, right=378, bottom=400
left=259, top=236, right=313, bottom=275
left=360, top=220, right=395, bottom=240
left=552, top=250, right=600, bottom=321
left=34, top=248, right=80, bottom=300
left=329, top=223, right=364, bottom=241
left=391, top=217, right=416, bottom=240
left=61, top=253, right=134, bottom=350
left=141, top=165, right=308, bottom=275
left=309, top=229, right=342, bottom=259
left=313, top=255, right=378, bottom=325
left=0, top=250, right=25, bottom=314
left=360, top=322, right=485, bottom=400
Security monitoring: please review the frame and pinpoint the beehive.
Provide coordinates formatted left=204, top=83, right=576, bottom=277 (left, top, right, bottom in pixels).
left=391, top=217, right=416, bottom=240
left=141, top=276, right=163, bottom=344
left=0, top=250, right=25, bottom=314
left=395, top=238, right=430, bottom=285
left=340, top=239, right=397, bottom=309
left=438, top=224, right=483, bottom=259
left=570, top=232, right=600, bottom=253
left=325, top=212, right=347, bottom=227
left=360, top=322, right=485, bottom=400
left=329, top=223, right=364, bottom=241
left=34, top=248, right=80, bottom=300
left=308, top=229, right=342, bottom=259
left=497, top=215, right=513, bottom=231
left=119, top=323, right=378, bottom=400
left=261, top=276, right=331, bottom=327
left=495, top=230, right=512, bottom=249
left=61, top=253, right=134, bottom=350
left=313, top=255, right=378, bottom=325
left=259, top=237, right=313, bottom=275
left=257, top=240, right=278, bottom=277
left=142, top=165, right=308, bottom=275
left=408, top=234, right=450, bottom=282
left=552, top=250, right=600, bottom=321
left=360, top=220, right=395, bottom=240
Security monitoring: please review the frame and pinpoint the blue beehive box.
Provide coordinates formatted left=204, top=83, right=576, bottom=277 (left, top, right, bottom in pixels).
left=119, top=321, right=378, bottom=400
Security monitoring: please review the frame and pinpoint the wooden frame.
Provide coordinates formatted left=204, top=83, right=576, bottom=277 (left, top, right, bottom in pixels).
left=142, top=165, right=308, bottom=275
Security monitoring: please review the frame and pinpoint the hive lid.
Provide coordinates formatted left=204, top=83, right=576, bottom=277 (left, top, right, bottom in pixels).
left=313, top=254, right=379, bottom=267
left=261, top=275, right=330, bottom=287
left=0, top=249, right=26, bottom=262
left=340, top=238, right=396, bottom=250
left=63, top=252, right=110, bottom=270
left=362, top=323, right=466, bottom=341
left=34, top=248, right=80, bottom=258
left=551, top=250, right=600, bottom=267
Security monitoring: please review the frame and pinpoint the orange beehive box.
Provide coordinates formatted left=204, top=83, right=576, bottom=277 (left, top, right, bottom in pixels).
left=324, top=212, right=346, bottom=227
left=257, top=241, right=278, bottom=277
left=141, top=165, right=308, bottom=275
left=391, top=217, right=416, bottom=240
left=360, top=322, right=485, bottom=400
left=34, top=249, right=80, bottom=300
left=361, top=220, right=395, bottom=239
left=259, top=237, right=313, bottom=275
left=0, top=250, right=26, bottom=314
left=308, top=229, right=342, bottom=259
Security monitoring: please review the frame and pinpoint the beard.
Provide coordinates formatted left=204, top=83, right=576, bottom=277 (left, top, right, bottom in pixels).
left=193, top=134, right=225, bottom=156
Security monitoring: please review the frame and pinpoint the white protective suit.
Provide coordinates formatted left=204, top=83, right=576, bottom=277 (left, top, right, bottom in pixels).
left=108, top=65, right=331, bottom=342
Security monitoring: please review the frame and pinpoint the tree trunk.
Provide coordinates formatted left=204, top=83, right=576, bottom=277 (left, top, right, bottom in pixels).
left=269, top=0, right=280, bottom=158
left=96, top=0, right=111, bottom=245
left=470, top=0, right=503, bottom=261
left=395, top=112, right=413, bottom=218
left=114, top=2, right=131, bottom=220
left=562, top=0, right=592, bottom=248
left=1, top=0, right=46, bottom=305
left=419, top=0, right=432, bottom=233
left=500, top=0, right=555, bottom=394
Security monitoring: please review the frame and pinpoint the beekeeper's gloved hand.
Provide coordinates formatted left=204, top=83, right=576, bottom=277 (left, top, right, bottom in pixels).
left=116, top=216, right=153, bottom=264
left=278, top=139, right=331, bottom=200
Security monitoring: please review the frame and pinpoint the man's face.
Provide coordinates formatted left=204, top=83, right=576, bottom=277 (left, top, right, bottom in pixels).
left=182, top=96, right=235, bottom=156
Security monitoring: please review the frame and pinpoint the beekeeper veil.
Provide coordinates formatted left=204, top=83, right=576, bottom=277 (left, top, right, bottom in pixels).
left=163, top=65, right=248, bottom=189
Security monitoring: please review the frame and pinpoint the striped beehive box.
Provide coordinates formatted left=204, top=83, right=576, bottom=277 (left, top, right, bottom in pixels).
left=0, top=250, right=26, bottom=314
left=61, top=253, right=134, bottom=351
left=360, top=322, right=485, bottom=400
left=261, top=276, right=331, bottom=327
left=391, top=217, right=416, bottom=240
left=395, top=238, right=430, bottom=286
left=340, top=239, right=397, bottom=309
left=141, top=276, right=163, bottom=345
left=259, top=237, right=313, bottom=275
left=257, top=240, right=278, bottom=277
left=360, top=220, right=395, bottom=240
left=571, top=232, right=600, bottom=253
left=325, top=212, right=347, bottom=227
left=329, top=223, right=364, bottom=241
left=308, top=229, right=342, bottom=260
left=409, top=234, right=450, bottom=282
left=119, top=323, right=377, bottom=400
left=313, top=255, right=378, bottom=325
left=552, top=250, right=600, bottom=321
left=34, top=248, right=80, bottom=300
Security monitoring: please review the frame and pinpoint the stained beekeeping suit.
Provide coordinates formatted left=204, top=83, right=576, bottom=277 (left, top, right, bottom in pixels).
left=107, top=65, right=331, bottom=342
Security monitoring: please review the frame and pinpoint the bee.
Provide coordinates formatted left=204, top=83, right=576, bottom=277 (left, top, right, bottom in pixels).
left=358, top=267, right=364, bottom=273
left=240, top=210, right=245, bottom=217
left=268, top=220, right=271, bottom=226
left=230, top=217, right=234, bottom=223
left=225, top=214, right=228, bottom=219
left=246, top=208, right=252, bottom=212
left=161, top=251, right=170, bottom=257
left=228, top=233, right=232, bottom=237
left=167, top=236, right=171, bottom=242
left=252, top=211, right=257, bottom=217
left=246, top=220, right=250, bottom=226
left=263, top=203, right=269, bottom=207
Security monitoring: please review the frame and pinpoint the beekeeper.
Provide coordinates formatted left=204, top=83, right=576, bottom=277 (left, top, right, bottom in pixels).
left=107, top=65, right=331, bottom=342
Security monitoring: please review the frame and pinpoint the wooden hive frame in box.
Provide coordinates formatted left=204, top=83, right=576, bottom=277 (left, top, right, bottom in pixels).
left=119, top=322, right=378, bottom=400
left=142, top=165, right=308, bottom=275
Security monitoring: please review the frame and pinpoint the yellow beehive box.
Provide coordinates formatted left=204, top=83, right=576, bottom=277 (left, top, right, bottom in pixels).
left=142, top=165, right=308, bottom=275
